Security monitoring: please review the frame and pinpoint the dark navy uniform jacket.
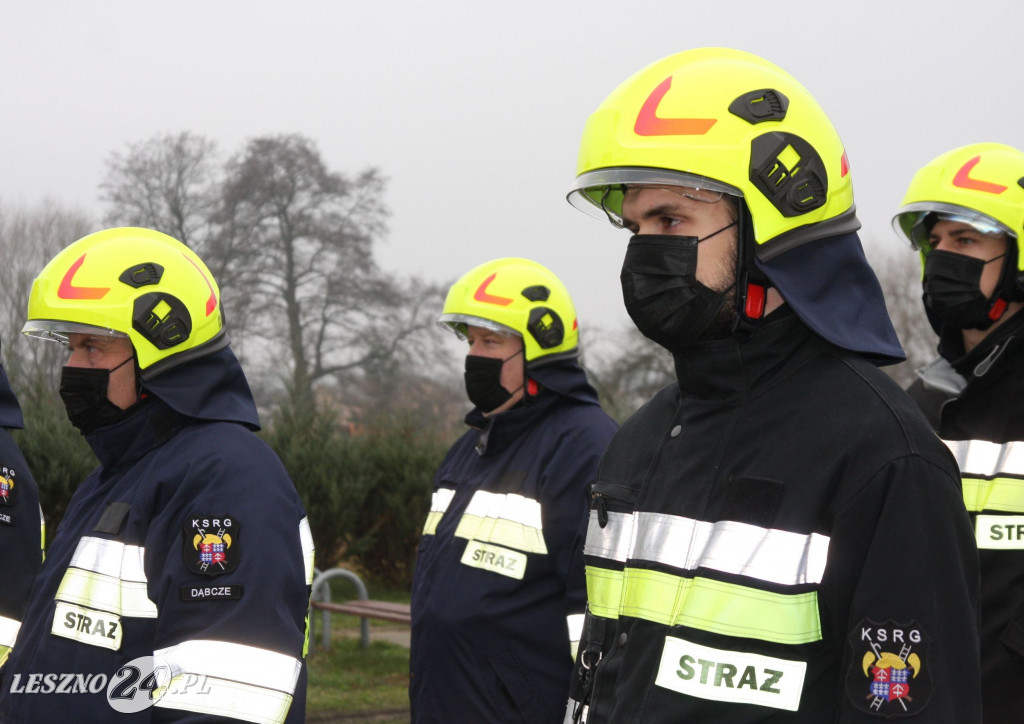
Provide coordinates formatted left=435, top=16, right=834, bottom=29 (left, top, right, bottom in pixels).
left=908, top=310, right=1024, bottom=723
left=0, top=348, right=313, bottom=723
left=410, top=360, right=617, bottom=723
left=0, top=364, right=42, bottom=671
left=569, top=310, right=980, bottom=723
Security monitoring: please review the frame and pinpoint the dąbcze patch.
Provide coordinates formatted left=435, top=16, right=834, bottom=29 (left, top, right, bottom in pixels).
left=182, top=514, right=239, bottom=576
left=846, top=619, right=932, bottom=717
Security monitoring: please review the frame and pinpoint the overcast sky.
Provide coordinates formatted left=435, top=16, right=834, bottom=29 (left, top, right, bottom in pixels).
left=3, top=0, right=1022, bottom=343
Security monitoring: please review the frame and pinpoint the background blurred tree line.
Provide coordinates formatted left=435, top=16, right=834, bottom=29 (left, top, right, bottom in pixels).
left=0, top=131, right=937, bottom=587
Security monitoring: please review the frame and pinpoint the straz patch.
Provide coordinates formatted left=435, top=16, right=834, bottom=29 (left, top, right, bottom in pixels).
left=460, top=540, right=526, bottom=579
left=180, top=585, right=243, bottom=602
left=182, top=515, right=239, bottom=576
left=0, top=466, right=17, bottom=507
left=51, top=601, right=122, bottom=651
left=846, top=619, right=932, bottom=717
left=655, top=636, right=806, bottom=711
left=975, top=515, right=1024, bottom=549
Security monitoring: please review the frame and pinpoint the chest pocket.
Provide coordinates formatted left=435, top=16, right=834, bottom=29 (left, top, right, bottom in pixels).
left=455, top=471, right=546, bottom=579
left=50, top=536, right=157, bottom=651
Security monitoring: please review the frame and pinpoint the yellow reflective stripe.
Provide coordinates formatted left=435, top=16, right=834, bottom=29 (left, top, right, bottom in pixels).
left=454, top=491, right=547, bottom=554
left=422, top=510, right=443, bottom=536
left=155, top=675, right=293, bottom=724
left=299, top=517, right=315, bottom=585
left=0, top=645, right=10, bottom=668
left=454, top=514, right=547, bottom=554
left=0, top=615, right=20, bottom=648
left=586, top=566, right=624, bottom=619
left=56, top=568, right=157, bottom=618
left=585, top=566, right=821, bottom=645
left=962, top=476, right=1024, bottom=513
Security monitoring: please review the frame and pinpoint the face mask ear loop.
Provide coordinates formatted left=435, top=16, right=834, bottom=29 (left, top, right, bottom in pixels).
left=732, top=200, right=769, bottom=336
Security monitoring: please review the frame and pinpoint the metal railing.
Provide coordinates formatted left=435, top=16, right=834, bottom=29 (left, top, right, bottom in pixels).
left=309, top=567, right=371, bottom=649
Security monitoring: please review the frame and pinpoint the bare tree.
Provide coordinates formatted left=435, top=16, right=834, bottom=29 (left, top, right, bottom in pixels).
left=869, top=245, right=938, bottom=388
left=584, top=324, right=675, bottom=422
left=100, top=133, right=265, bottom=362
left=100, top=132, right=219, bottom=249
left=0, top=200, right=94, bottom=391
left=218, top=134, right=444, bottom=408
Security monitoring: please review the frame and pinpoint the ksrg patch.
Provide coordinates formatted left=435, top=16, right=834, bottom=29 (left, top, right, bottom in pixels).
left=0, top=465, right=18, bottom=507
left=182, top=515, right=239, bottom=576
left=846, top=619, right=932, bottom=717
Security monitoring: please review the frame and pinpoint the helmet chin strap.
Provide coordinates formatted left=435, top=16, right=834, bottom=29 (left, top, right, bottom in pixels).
left=732, top=200, right=770, bottom=336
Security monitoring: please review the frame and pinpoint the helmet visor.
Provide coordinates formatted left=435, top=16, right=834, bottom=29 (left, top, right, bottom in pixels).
left=567, top=167, right=742, bottom=227
left=437, top=313, right=521, bottom=341
left=893, top=202, right=1014, bottom=251
left=22, top=319, right=129, bottom=346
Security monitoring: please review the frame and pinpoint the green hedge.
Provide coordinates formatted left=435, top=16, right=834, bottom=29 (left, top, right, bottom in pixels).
left=262, top=404, right=448, bottom=589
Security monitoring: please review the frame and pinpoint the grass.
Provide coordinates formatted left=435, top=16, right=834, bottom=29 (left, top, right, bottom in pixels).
left=304, top=575, right=412, bottom=723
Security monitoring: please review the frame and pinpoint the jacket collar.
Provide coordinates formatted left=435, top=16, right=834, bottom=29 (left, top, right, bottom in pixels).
left=85, top=397, right=182, bottom=471
left=672, top=307, right=827, bottom=404
left=462, top=359, right=598, bottom=455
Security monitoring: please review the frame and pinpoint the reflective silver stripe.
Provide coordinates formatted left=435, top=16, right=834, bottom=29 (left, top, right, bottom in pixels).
left=564, top=698, right=588, bottom=724
left=422, top=488, right=456, bottom=535
left=430, top=487, right=456, bottom=513
left=153, top=639, right=301, bottom=723
left=946, top=439, right=1024, bottom=477
left=56, top=536, right=156, bottom=617
left=0, top=614, right=20, bottom=648
left=584, top=510, right=634, bottom=561
left=455, top=490, right=547, bottom=554
left=586, top=510, right=829, bottom=586
left=567, top=613, right=584, bottom=661
left=299, top=517, right=315, bottom=586
left=70, top=536, right=147, bottom=582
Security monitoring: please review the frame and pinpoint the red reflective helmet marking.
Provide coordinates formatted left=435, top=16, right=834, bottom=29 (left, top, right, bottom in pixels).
left=58, top=254, right=110, bottom=299
left=473, top=273, right=514, bottom=306
left=953, top=156, right=1008, bottom=194
left=840, top=152, right=850, bottom=178
left=181, top=252, right=218, bottom=316
left=572, top=318, right=578, bottom=331
left=634, top=77, right=717, bottom=136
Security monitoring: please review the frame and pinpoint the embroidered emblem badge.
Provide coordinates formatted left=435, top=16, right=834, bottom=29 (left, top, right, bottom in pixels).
left=0, top=466, right=16, bottom=506
left=182, top=515, right=239, bottom=576
left=846, top=619, right=932, bottom=717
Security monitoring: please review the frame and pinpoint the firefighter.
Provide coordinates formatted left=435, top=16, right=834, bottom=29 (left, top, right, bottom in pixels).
left=410, top=258, right=617, bottom=722
left=0, top=228, right=314, bottom=722
left=893, top=142, right=1024, bottom=721
left=563, top=48, right=980, bottom=721
left=0, top=356, right=43, bottom=672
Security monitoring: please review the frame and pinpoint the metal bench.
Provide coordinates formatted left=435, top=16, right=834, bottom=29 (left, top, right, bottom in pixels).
left=309, top=568, right=410, bottom=649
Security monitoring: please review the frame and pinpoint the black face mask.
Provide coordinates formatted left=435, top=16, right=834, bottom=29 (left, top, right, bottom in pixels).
left=59, top=355, right=135, bottom=434
left=923, top=250, right=1007, bottom=330
left=620, top=225, right=737, bottom=355
left=464, top=348, right=524, bottom=413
